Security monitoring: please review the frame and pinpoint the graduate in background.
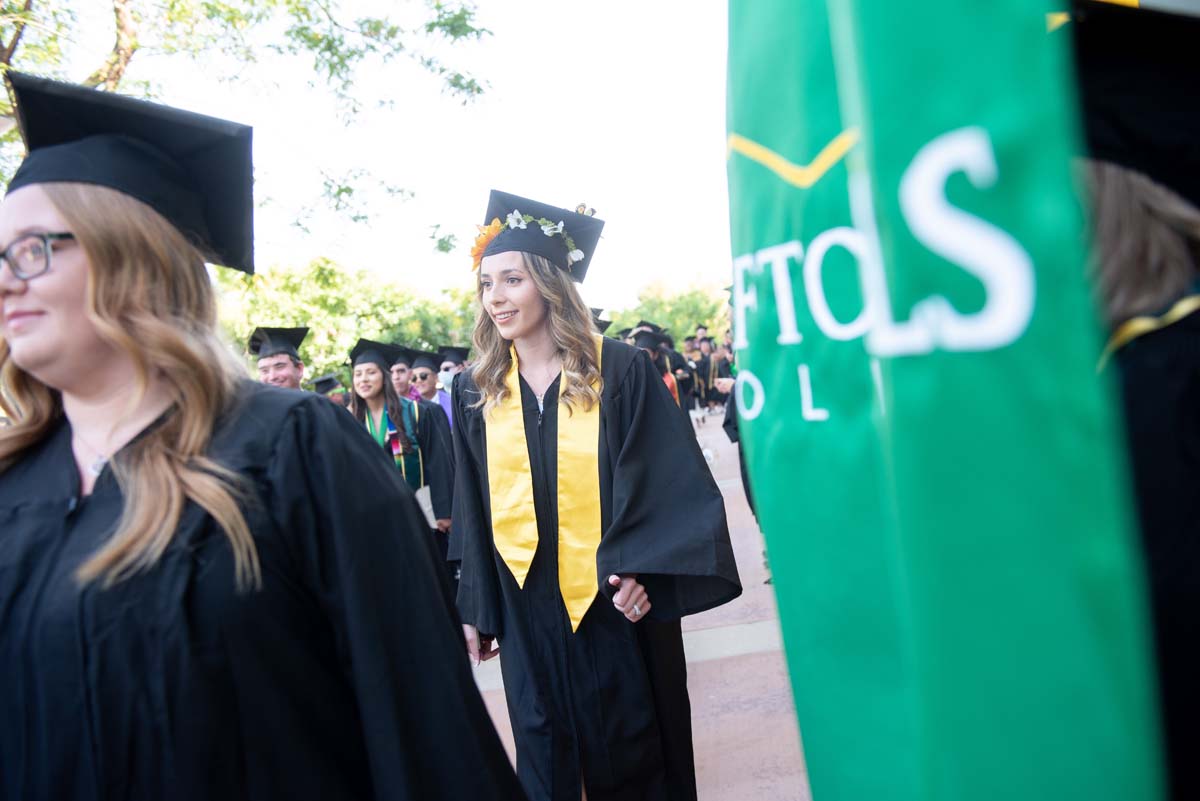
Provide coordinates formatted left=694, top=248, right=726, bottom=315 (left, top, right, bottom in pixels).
left=454, top=190, right=741, bottom=801
left=411, top=348, right=454, bottom=429
left=387, top=345, right=422, bottom=401
left=439, top=344, right=471, bottom=398
left=0, top=73, right=521, bottom=800
left=633, top=328, right=681, bottom=407
left=349, top=339, right=454, bottom=541
left=248, top=325, right=307, bottom=390
left=309, top=371, right=345, bottom=403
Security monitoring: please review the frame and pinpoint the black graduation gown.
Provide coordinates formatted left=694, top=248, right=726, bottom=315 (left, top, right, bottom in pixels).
left=1114, top=308, right=1200, bottom=801
left=721, top=396, right=756, bottom=519
left=414, top=397, right=455, bottom=521
left=452, top=338, right=741, bottom=801
left=0, top=383, right=524, bottom=801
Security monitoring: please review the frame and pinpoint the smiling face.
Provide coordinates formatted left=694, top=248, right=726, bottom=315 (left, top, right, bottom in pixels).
left=353, top=362, right=385, bottom=401
left=412, top=365, right=438, bottom=400
left=478, top=250, right=549, bottom=342
left=256, top=353, right=304, bottom=389
left=0, top=184, right=109, bottom=392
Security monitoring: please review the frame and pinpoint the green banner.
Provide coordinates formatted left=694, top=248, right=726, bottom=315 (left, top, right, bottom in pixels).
left=727, top=3, right=1163, bottom=800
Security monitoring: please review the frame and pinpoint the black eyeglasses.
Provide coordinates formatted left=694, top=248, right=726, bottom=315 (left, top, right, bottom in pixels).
left=0, top=232, right=76, bottom=280
left=414, top=372, right=433, bottom=381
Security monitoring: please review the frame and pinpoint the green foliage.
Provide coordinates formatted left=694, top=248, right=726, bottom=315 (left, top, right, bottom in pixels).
left=214, top=258, right=476, bottom=388
left=607, top=283, right=731, bottom=347
left=0, top=0, right=490, bottom=180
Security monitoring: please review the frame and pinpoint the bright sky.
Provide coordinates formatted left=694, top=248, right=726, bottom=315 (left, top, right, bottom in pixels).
left=68, top=1, right=732, bottom=311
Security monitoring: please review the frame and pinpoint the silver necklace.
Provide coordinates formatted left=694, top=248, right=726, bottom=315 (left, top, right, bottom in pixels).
left=73, top=430, right=111, bottom=477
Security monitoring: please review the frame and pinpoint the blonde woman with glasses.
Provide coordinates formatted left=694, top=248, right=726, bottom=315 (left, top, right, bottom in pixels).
left=0, top=74, right=522, bottom=800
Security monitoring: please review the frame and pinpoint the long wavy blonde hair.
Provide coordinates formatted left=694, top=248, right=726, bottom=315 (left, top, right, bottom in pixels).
left=470, top=251, right=602, bottom=413
left=1081, top=158, right=1200, bottom=325
left=0, top=183, right=259, bottom=590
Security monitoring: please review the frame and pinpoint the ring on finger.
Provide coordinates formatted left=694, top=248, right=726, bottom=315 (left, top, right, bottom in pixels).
left=632, top=603, right=642, bottom=617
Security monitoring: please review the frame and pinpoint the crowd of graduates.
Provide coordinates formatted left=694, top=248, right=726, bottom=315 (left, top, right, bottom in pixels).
left=0, top=71, right=742, bottom=801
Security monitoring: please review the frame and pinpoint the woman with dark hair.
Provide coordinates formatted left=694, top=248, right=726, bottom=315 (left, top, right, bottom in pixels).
left=453, top=190, right=741, bottom=801
left=349, top=339, right=456, bottom=565
left=0, top=74, right=521, bottom=800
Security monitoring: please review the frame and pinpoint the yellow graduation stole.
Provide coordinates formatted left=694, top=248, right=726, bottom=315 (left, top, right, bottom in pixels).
left=485, top=335, right=603, bottom=632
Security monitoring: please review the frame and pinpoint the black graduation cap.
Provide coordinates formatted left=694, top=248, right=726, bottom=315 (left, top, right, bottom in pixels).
left=1072, top=2, right=1200, bottom=208
left=615, top=328, right=633, bottom=339
left=633, top=329, right=668, bottom=351
left=590, top=308, right=612, bottom=334
left=350, top=339, right=400, bottom=373
left=5, top=72, right=255, bottom=273
left=389, top=346, right=415, bottom=368
left=480, top=189, right=605, bottom=282
left=310, top=373, right=342, bottom=394
left=635, top=320, right=664, bottom=334
left=439, top=345, right=471, bottom=366
left=248, top=326, right=308, bottom=360
left=409, top=350, right=441, bottom=375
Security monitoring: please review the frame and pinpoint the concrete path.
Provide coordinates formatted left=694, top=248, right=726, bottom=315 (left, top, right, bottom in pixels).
left=472, top=412, right=813, bottom=800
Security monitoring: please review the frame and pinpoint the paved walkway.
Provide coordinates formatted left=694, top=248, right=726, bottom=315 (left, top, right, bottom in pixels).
left=472, top=412, right=813, bottom=800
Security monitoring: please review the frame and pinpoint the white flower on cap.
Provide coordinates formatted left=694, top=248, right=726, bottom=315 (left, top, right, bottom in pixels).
left=541, top=220, right=564, bottom=236
left=506, top=210, right=527, bottom=229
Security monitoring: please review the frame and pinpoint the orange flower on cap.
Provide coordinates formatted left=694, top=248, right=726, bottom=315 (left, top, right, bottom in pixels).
left=471, top=217, right=505, bottom=271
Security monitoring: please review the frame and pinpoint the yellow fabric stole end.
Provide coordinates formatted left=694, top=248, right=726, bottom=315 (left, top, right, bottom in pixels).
left=485, top=335, right=604, bottom=632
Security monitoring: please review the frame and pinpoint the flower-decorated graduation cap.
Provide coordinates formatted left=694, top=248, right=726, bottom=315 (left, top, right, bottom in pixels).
left=1073, top=2, right=1200, bottom=208
left=439, top=345, right=471, bottom=366
left=350, top=339, right=402, bottom=373
left=5, top=72, right=255, bottom=273
left=472, top=190, right=605, bottom=282
left=310, top=373, right=342, bottom=395
left=590, top=308, right=613, bottom=334
left=248, top=327, right=308, bottom=361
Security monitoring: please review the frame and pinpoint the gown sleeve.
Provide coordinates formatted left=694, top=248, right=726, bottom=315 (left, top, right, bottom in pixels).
left=450, top=382, right=506, bottom=638
left=598, top=349, right=742, bottom=620
left=416, top=399, right=455, bottom=520
left=265, top=396, right=523, bottom=799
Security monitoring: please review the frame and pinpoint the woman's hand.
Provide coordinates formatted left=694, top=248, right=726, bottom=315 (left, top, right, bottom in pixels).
left=435, top=518, right=452, bottom=532
left=463, top=623, right=499, bottom=666
left=608, top=574, right=651, bottom=623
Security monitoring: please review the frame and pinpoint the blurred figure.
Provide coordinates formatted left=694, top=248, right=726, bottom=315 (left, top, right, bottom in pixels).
left=1076, top=4, right=1200, bottom=798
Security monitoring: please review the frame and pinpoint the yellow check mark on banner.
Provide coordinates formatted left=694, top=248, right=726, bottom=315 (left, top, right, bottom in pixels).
left=727, top=129, right=859, bottom=189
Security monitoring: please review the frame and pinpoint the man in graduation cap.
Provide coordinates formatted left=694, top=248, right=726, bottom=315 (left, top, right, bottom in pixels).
left=410, top=349, right=454, bottom=428
left=438, top=345, right=472, bottom=422
left=309, top=372, right=345, bottom=403
left=388, top=346, right=422, bottom=401
left=248, top=326, right=307, bottom=390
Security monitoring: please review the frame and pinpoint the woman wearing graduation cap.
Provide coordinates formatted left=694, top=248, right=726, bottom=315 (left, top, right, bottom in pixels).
left=0, top=74, right=523, bottom=800
left=348, top=339, right=455, bottom=535
left=453, top=190, right=741, bottom=801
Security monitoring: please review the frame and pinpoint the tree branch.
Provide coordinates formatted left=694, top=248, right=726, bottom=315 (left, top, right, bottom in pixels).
left=83, top=0, right=139, bottom=90
left=1, top=0, right=35, bottom=68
